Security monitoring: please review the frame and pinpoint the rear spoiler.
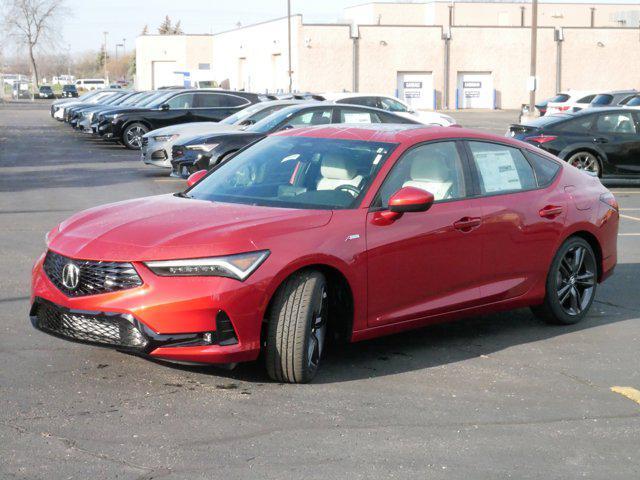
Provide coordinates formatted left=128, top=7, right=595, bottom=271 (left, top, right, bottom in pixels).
left=508, top=124, right=539, bottom=135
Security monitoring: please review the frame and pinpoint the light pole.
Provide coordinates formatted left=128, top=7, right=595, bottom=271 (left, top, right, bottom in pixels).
left=103, top=31, right=109, bottom=83
left=528, top=0, right=538, bottom=113
left=122, top=38, right=126, bottom=57
left=287, top=0, right=292, bottom=93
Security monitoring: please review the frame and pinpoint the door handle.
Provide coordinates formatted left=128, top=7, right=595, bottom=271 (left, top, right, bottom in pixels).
left=453, top=217, right=482, bottom=232
left=539, top=205, right=564, bottom=218
left=593, top=137, right=608, bottom=144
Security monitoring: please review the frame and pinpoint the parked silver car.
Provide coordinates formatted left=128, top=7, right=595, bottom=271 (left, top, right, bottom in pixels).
left=141, top=99, right=312, bottom=169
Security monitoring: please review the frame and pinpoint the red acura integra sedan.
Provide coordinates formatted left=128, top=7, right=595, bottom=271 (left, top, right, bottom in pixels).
left=31, top=125, right=618, bottom=383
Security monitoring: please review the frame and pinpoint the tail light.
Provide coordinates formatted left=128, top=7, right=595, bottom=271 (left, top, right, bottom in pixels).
left=557, top=105, right=571, bottom=111
left=525, top=135, right=557, bottom=144
left=599, top=192, right=619, bottom=212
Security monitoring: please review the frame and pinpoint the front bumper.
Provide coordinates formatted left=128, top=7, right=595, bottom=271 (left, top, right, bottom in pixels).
left=142, top=139, right=172, bottom=168
left=30, top=253, right=263, bottom=364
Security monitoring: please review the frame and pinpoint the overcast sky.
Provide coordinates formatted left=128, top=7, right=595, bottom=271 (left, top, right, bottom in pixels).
left=42, top=0, right=640, bottom=53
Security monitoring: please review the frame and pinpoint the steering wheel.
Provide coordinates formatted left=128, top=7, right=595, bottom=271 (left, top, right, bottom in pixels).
left=336, top=184, right=361, bottom=197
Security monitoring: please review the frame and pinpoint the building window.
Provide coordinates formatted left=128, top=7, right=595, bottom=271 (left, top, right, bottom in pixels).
left=198, top=63, right=211, bottom=70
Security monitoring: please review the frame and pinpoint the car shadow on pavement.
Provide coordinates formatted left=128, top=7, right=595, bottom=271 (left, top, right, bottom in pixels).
left=149, top=262, right=639, bottom=384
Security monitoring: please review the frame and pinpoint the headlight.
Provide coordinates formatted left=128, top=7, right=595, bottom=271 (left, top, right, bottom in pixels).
left=187, top=143, right=218, bottom=153
left=144, top=250, right=270, bottom=281
left=153, top=134, right=178, bottom=142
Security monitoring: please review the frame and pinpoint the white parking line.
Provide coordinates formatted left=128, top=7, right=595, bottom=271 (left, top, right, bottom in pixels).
left=619, top=233, right=640, bottom=236
left=620, top=214, right=640, bottom=222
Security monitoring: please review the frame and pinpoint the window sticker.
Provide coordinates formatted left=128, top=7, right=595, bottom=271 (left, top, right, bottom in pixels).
left=474, top=150, right=522, bottom=192
left=343, top=112, right=372, bottom=123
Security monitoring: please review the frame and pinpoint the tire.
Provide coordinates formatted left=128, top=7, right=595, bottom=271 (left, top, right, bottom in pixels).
left=122, top=122, right=148, bottom=150
left=566, top=151, right=601, bottom=177
left=266, top=270, right=328, bottom=383
left=531, top=237, right=598, bottom=325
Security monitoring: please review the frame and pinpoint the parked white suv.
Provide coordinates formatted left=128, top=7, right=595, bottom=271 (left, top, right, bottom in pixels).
left=320, top=93, right=457, bottom=126
left=546, top=91, right=598, bottom=114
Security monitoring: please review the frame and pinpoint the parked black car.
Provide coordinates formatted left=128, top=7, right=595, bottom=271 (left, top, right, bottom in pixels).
left=508, top=107, right=640, bottom=177
left=101, top=89, right=276, bottom=149
left=170, top=103, right=420, bottom=178
left=61, top=84, right=78, bottom=98
left=67, top=91, right=129, bottom=126
left=92, top=91, right=173, bottom=136
left=38, top=85, right=55, bottom=99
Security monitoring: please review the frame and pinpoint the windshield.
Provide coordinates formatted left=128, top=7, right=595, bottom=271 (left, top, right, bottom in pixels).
left=146, top=91, right=182, bottom=108
left=187, top=136, right=395, bottom=210
left=549, top=94, right=570, bottom=103
left=246, top=106, right=307, bottom=134
left=221, top=102, right=291, bottom=126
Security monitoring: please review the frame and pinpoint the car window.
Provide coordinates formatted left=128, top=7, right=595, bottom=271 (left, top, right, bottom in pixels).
left=339, top=96, right=379, bottom=108
left=376, top=141, right=466, bottom=208
left=196, top=93, right=248, bottom=108
left=525, top=151, right=561, bottom=187
left=468, top=141, right=536, bottom=195
left=619, top=95, right=637, bottom=105
left=549, top=94, right=570, bottom=103
left=165, top=93, right=196, bottom=109
left=555, top=116, right=594, bottom=133
left=591, top=94, right=613, bottom=106
left=576, top=95, right=596, bottom=104
left=595, top=112, right=637, bottom=134
left=379, top=97, right=408, bottom=112
left=287, top=108, right=333, bottom=127
left=337, top=108, right=381, bottom=124
left=626, top=96, right=640, bottom=107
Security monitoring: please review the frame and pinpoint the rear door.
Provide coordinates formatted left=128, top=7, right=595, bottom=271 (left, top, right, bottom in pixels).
left=464, top=140, right=567, bottom=302
left=592, top=111, right=640, bottom=175
left=194, top=93, right=251, bottom=122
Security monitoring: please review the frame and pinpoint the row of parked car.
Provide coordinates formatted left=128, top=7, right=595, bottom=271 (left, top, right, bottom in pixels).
left=50, top=88, right=458, bottom=178
left=537, top=89, right=640, bottom=116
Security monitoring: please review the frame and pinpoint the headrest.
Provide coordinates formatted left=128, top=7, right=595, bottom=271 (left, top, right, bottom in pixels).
left=410, top=156, right=451, bottom=182
left=320, top=153, right=357, bottom=180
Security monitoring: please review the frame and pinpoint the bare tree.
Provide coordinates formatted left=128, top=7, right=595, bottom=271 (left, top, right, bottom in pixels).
left=2, top=0, right=65, bottom=86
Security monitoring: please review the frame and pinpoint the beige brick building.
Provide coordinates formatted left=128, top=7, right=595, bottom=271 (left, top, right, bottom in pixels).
left=135, top=1, right=640, bottom=109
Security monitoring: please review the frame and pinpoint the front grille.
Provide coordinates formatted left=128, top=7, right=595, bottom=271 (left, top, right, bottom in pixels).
left=43, top=251, right=142, bottom=297
left=34, top=300, right=148, bottom=349
left=172, top=145, right=184, bottom=159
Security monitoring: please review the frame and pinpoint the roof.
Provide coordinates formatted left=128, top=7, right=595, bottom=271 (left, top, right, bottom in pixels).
left=276, top=123, right=522, bottom=147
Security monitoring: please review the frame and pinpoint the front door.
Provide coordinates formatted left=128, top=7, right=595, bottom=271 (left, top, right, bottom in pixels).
left=366, top=141, right=484, bottom=327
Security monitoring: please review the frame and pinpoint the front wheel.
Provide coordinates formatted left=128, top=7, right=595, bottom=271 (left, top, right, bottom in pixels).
left=122, top=123, right=148, bottom=150
left=531, top=237, right=597, bottom=325
left=266, top=270, right=328, bottom=383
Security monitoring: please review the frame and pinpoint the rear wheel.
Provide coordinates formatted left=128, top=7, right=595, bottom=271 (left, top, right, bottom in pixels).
left=122, top=123, right=148, bottom=150
left=566, top=151, right=601, bottom=177
left=532, top=237, right=597, bottom=325
left=266, top=270, right=328, bottom=383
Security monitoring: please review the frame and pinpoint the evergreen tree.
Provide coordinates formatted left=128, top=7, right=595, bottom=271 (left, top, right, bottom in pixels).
left=158, top=16, right=173, bottom=35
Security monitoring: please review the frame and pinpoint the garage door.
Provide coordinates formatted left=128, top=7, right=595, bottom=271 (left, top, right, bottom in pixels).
left=152, top=61, right=178, bottom=89
left=457, top=72, right=494, bottom=109
left=397, top=72, right=434, bottom=110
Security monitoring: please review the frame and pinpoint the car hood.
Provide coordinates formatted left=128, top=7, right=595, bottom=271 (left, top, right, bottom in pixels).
left=183, top=130, right=262, bottom=146
left=48, top=194, right=333, bottom=262
left=145, top=122, right=243, bottom=138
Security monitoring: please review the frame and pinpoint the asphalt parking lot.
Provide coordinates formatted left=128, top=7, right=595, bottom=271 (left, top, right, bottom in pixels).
left=1, top=102, right=639, bottom=479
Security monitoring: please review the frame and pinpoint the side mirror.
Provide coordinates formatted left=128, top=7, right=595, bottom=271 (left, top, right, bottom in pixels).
left=373, top=187, right=434, bottom=225
left=186, top=169, right=207, bottom=187
left=160, top=103, right=170, bottom=111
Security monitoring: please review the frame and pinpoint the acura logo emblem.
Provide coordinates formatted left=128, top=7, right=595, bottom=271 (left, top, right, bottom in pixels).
left=62, top=263, right=80, bottom=290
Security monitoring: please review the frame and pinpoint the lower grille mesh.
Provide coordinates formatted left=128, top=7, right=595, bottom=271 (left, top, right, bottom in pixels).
left=36, top=301, right=148, bottom=348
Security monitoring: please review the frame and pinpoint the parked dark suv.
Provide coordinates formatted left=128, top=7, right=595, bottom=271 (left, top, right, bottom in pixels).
left=102, top=89, right=276, bottom=149
left=62, top=84, right=78, bottom=98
